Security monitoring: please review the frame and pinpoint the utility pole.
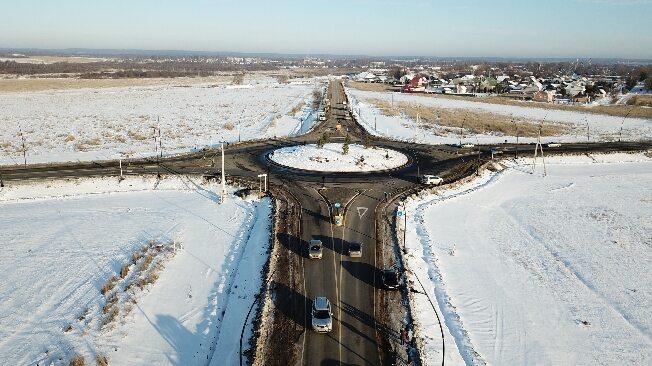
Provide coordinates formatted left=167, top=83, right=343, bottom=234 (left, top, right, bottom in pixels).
left=154, top=123, right=160, bottom=179
left=620, top=109, right=632, bottom=142
left=119, top=158, right=123, bottom=181
left=414, top=112, right=419, bottom=143
left=513, top=120, right=519, bottom=158
left=220, top=142, right=227, bottom=204
left=18, top=122, right=27, bottom=166
left=374, top=116, right=377, bottom=132
left=532, top=127, right=547, bottom=176
left=403, top=204, right=407, bottom=254
left=460, top=111, right=468, bottom=146
left=586, top=122, right=590, bottom=143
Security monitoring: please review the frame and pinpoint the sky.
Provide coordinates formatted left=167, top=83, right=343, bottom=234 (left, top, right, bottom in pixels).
left=1, top=0, right=651, bottom=59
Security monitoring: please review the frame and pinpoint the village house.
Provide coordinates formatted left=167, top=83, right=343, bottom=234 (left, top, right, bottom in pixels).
left=401, top=74, right=428, bottom=92
left=533, top=90, right=556, bottom=103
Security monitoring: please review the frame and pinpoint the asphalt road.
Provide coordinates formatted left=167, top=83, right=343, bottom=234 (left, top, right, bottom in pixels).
left=1, top=80, right=651, bottom=366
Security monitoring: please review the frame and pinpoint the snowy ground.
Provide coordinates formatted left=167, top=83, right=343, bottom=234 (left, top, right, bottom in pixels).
left=0, top=76, right=323, bottom=165
left=402, top=153, right=652, bottom=365
left=0, top=176, right=271, bottom=365
left=346, top=88, right=652, bottom=145
left=268, top=143, right=408, bottom=172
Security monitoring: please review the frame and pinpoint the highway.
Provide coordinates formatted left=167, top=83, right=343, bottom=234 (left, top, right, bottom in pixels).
left=1, top=80, right=650, bottom=366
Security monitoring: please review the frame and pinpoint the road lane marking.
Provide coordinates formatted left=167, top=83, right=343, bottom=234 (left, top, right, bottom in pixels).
left=356, top=206, right=368, bottom=219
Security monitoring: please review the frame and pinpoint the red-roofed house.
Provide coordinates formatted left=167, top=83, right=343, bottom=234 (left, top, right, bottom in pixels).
left=401, top=74, right=428, bottom=93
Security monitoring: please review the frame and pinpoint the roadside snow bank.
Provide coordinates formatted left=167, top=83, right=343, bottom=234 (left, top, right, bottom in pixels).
left=269, top=143, right=408, bottom=172
left=0, top=176, right=272, bottom=366
left=403, top=152, right=652, bottom=365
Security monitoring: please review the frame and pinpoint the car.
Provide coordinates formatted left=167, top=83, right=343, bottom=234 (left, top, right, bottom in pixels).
left=308, top=239, right=323, bottom=259
left=546, top=142, right=561, bottom=148
left=333, top=214, right=344, bottom=226
left=348, top=242, right=362, bottom=257
left=460, top=142, right=475, bottom=148
left=382, top=268, right=400, bottom=290
left=420, top=174, right=443, bottom=185
left=311, top=296, right=333, bottom=333
left=318, top=112, right=326, bottom=121
left=489, top=147, right=503, bottom=155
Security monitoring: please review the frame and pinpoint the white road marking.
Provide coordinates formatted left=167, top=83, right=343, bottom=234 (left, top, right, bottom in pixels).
left=356, top=206, right=368, bottom=219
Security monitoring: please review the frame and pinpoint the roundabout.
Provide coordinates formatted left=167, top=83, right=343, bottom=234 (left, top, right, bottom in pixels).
left=267, top=143, right=409, bottom=173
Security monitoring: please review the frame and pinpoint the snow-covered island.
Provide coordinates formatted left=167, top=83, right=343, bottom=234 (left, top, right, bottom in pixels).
left=269, top=143, right=408, bottom=172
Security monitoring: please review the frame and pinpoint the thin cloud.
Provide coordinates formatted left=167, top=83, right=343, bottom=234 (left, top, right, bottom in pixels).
left=577, top=0, right=652, bottom=4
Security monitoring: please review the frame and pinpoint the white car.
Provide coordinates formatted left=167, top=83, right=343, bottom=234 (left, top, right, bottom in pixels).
left=308, top=239, right=323, bottom=259
left=311, top=297, right=333, bottom=333
left=460, top=142, right=475, bottom=148
left=546, top=142, right=562, bottom=148
left=420, top=175, right=443, bottom=185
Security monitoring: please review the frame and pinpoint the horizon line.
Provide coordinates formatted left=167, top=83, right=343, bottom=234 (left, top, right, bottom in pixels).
left=2, top=46, right=652, bottom=63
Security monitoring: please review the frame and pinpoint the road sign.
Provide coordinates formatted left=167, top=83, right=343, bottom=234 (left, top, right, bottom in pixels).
left=356, top=207, right=368, bottom=219
left=334, top=202, right=341, bottom=209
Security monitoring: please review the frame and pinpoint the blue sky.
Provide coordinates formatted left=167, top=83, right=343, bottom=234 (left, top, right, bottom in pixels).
left=1, top=0, right=651, bottom=58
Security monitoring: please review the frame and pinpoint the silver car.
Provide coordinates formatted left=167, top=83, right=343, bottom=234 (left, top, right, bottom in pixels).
left=308, top=239, right=323, bottom=259
left=311, top=296, right=333, bottom=333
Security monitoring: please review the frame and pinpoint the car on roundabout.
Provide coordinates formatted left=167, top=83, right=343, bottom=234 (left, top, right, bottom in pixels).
left=420, top=175, right=443, bottom=185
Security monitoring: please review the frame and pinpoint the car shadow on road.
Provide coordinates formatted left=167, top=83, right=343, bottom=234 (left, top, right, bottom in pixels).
left=340, top=260, right=382, bottom=289
left=271, top=281, right=309, bottom=329
left=276, top=232, right=307, bottom=259
left=313, top=234, right=346, bottom=256
left=302, top=207, right=331, bottom=224
left=320, top=358, right=365, bottom=366
left=339, top=300, right=401, bottom=346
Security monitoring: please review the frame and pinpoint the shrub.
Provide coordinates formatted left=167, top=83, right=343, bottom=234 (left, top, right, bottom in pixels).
left=120, top=264, right=129, bottom=279
left=317, top=132, right=329, bottom=148
left=96, top=354, right=109, bottom=366
left=140, top=255, right=153, bottom=272
left=70, top=355, right=85, bottom=366
left=101, top=276, right=117, bottom=295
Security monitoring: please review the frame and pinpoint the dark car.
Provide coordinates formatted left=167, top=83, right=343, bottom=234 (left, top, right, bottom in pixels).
left=382, top=269, right=400, bottom=289
left=348, top=242, right=362, bottom=257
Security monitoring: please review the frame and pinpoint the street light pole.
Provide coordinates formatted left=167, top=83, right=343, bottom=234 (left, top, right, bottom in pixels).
left=18, top=122, right=27, bottom=166
left=220, top=142, right=227, bottom=204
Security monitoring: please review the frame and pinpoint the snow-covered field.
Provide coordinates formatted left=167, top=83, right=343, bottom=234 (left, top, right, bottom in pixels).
left=346, top=88, right=652, bottom=145
left=403, top=153, right=652, bottom=365
left=0, top=176, right=271, bottom=365
left=0, top=76, right=323, bottom=165
left=269, top=143, right=408, bottom=172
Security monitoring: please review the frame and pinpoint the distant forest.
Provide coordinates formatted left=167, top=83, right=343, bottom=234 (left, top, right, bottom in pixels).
left=0, top=59, right=277, bottom=78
